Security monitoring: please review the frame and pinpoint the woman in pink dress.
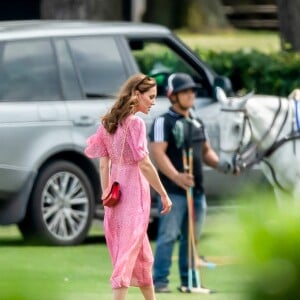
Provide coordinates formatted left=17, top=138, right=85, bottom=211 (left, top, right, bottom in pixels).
left=85, top=74, right=172, bottom=300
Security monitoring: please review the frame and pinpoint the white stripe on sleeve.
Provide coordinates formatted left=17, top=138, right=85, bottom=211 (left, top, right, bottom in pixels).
left=153, top=117, right=165, bottom=142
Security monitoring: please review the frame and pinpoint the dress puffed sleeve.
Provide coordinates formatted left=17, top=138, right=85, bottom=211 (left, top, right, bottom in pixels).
left=84, top=125, right=108, bottom=158
left=127, top=116, right=149, bottom=162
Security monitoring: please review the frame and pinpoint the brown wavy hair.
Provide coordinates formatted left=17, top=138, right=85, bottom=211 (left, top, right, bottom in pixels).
left=102, top=73, right=156, bottom=134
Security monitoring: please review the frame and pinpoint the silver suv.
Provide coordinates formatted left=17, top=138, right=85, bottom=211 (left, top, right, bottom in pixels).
left=0, top=21, right=264, bottom=245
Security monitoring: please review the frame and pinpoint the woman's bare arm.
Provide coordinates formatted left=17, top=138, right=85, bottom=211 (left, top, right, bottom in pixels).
left=138, top=155, right=172, bottom=214
left=99, top=156, right=110, bottom=196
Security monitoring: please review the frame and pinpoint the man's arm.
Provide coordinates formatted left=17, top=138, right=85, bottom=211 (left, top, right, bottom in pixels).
left=150, top=142, right=194, bottom=190
left=202, top=141, right=219, bottom=168
left=202, top=141, right=232, bottom=174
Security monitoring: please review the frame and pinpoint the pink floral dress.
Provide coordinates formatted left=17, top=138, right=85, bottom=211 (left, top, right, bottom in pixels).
left=85, top=115, right=153, bottom=288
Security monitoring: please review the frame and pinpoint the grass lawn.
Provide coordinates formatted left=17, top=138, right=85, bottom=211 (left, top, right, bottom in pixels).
left=178, top=30, right=281, bottom=53
left=0, top=207, right=248, bottom=300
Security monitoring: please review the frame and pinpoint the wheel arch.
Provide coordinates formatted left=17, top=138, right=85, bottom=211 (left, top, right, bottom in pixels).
left=32, top=150, right=100, bottom=204
left=19, top=150, right=100, bottom=245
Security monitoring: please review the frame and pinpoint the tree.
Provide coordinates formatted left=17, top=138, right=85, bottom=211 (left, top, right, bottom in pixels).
left=143, top=0, right=188, bottom=29
left=277, top=0, right=300, bottom=51
left=143, top=0, right=228, bottom=31
left=186, top=0, right=229, bottom=31
left=40, top=0, right=122, bottom=20
left=40, top=0, right=229, bottom=31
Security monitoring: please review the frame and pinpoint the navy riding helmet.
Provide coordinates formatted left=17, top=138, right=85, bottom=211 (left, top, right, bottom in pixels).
left=167, top=73, right=201, bottom=96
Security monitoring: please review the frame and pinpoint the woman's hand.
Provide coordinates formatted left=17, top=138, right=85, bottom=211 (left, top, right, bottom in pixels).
left=160, top=194, right=172, bottom=215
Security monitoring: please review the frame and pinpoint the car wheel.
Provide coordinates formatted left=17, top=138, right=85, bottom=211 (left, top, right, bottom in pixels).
left=23, top=160, right=94, bottom=245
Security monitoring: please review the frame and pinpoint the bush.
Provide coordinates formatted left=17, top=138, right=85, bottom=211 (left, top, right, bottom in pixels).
left=135, top=44, right=300, bottom=97
left=226, top=192, right=300, bottom=300
left=197, top=49, right=300, bottom=96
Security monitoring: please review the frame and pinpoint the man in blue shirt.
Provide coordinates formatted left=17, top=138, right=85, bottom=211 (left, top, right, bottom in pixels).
left=149, top=73, right=229, bottom=293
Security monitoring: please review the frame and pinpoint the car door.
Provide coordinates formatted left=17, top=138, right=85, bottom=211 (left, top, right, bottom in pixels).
left=0, top=38, right=69, bottom=199
left=57, top=36, right=131, bottom=154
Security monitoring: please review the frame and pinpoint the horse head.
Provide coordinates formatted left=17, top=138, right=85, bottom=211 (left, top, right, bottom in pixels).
left=216, top=87, right=253, bottom=171
left=217, top=88, right=300, bottom=200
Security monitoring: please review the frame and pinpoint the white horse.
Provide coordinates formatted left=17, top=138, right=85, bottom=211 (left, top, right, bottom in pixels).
left=216, top=87, right=300, bottom=204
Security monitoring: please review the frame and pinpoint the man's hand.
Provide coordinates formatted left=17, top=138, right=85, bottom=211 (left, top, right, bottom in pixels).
left=233, top=166, right=240, bottom=176
left=173, top=172, right=195, bottom=190
left=216, top=160, right=231, bottom=174
left=217, top=160, right=240, bottom=175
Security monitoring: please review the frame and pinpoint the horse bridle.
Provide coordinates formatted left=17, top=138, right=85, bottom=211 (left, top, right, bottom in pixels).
left=220, top=97, right=289, bottom=171
left=220, top=107, right=251, bottom=154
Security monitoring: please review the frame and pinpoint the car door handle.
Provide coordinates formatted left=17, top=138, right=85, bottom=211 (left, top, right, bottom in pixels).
left=73, top=116, right=96, bottom=127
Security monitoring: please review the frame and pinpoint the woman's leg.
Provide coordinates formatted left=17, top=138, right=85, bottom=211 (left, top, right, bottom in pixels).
left=112, top=287, right=128, bottom=300
left=140, top=286, right=156, bottom=300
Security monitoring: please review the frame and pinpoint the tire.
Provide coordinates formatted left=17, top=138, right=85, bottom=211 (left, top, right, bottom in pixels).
left=21, top=160, right=94, bottom=245
left=18, top=215, right=34, bottom=241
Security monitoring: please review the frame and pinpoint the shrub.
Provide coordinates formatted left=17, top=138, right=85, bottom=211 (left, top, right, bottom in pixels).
left=226, top=192, right=300, bottom=300
left=135, top=45, right=300, bottom=97
left=197, top=49, right=300, bottom=96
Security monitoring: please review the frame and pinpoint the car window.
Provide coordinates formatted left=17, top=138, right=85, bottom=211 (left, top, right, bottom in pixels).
left=54, top=39, right=82, bottom=100
left=68, top=36, right=127, bottom=98
left=129, top=40, right=210, bottom=97
left=0, top=39, right=61, bottom=101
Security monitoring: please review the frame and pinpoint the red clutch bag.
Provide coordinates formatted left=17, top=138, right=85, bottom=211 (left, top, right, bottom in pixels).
left=102, top=181, right=121, bottom=207
left=101, top=120, right=130, bottom=208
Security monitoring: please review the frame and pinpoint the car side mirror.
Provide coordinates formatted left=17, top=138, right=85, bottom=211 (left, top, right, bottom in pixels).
left=213, top=76, right=234, bottom=98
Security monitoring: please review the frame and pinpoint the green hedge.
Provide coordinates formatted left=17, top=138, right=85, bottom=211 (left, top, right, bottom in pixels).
left=197, top=49, right=300, bottom=96
left=135, top=46, right=300, bottom=97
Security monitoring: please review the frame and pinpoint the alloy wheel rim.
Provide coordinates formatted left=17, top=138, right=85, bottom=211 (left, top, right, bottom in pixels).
left=41, top=171, right=89, bottom=241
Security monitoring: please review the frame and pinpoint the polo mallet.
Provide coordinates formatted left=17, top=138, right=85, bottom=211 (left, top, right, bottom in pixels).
left=182, top=148, right=212, bottom=294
